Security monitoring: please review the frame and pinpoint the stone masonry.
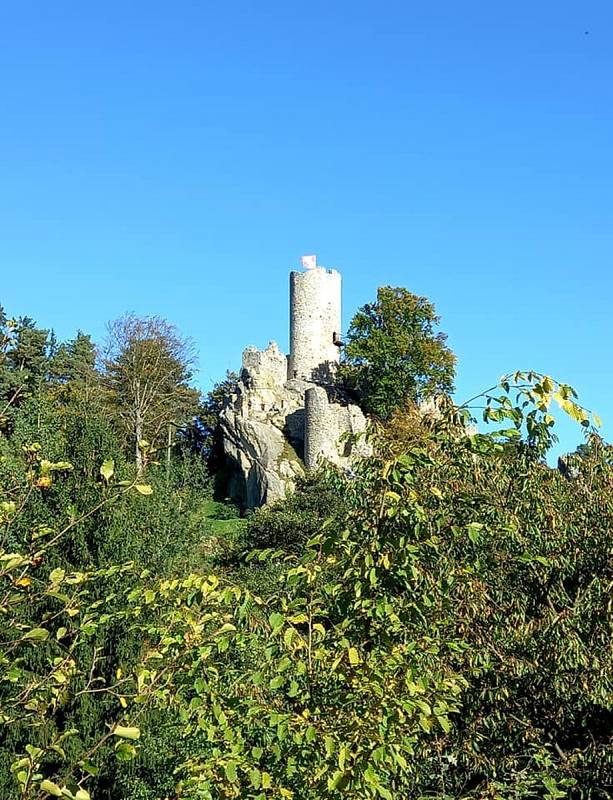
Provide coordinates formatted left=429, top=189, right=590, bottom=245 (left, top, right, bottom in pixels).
left=220, top=257, right=369, bottom=508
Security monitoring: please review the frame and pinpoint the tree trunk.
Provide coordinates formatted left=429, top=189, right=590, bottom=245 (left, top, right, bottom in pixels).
left=166, top=423, right=172, bottom=486
left=135, top=409, right=143, bottom=476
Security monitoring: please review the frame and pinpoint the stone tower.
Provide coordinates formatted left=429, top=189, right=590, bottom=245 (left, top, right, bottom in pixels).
left=288, top=259, right=341, bottom=382
left=220, top=256, right=369, bottom=508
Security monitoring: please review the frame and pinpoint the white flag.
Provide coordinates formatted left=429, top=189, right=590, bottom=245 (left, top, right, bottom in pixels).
left=301, top=254, right=317, bottom=270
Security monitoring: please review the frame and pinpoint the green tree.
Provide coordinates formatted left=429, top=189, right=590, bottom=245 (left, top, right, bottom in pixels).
left=340, top=286, right=456, bottom=420
left=103, top=314, right=200, bottom=473
left=0, top=310, right=54, bottom=427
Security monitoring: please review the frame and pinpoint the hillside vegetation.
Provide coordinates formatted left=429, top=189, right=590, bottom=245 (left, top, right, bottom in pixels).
left=1, top=301, right=612, bottom=800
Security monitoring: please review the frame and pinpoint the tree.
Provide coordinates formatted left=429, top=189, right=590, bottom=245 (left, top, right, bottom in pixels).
left=340, top=286, right=456, bottom=420
left=103, top=315, right=200, bottom=473
left=0, top=309, right=54, bottom=426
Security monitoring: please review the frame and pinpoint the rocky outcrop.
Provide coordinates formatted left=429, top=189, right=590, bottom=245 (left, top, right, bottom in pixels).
left=220, top=341, right=369, bottom=508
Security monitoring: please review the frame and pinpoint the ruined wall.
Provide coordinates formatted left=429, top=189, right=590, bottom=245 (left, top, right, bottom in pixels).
left=241, top=341, right=286, bottom=389
left=305, top=385, right=370, bottom=473
left=288, top=267, right=341, bottom=382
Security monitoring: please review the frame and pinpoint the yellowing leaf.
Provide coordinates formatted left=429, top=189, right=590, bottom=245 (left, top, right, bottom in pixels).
left=100, top=459, right=115, bottom=481
left=113, top=725, right=140, bottom=740
left=347, top=647, right=360, bottom=665
left=134, top=484, right=153, bottom=496
left=40, top=780, right=62, bottom=797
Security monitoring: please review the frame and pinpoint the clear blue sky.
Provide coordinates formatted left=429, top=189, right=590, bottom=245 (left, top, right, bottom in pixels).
left=1, top=1, right=611, bottom=456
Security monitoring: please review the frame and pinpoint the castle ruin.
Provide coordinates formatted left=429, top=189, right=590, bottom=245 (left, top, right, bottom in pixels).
left=220, top=257, right=369, bottom=507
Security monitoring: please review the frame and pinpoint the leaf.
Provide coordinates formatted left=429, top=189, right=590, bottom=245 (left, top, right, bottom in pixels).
left=541, top=375, right=554, bottom=394
left=114, top=741, right=137, bottom=761
left=113, top=725, right=140, bottom=740
left=100, top=459, right=115, bottom=481
left=437, top=714, right=451, bottom=733
left=40, top=780, right=63, bottom=797
left=23, top=627, right=49, bottom=641
left=49, top=568, right=66, bottom=584
left=467, top=522, right=483, bottom=544
left=347, top=647, right=360, bottom=665
left=134, top=484, right=153, bottom=496
left=224, top=761, right=238, bottom=783
left=268, top=612, right=284, bottom=632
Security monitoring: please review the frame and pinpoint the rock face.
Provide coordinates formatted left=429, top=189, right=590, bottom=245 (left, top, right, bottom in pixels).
left=220, top=341, right=369, bottom=508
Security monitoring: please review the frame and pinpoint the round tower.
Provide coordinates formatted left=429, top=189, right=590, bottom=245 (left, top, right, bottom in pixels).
left=304, top=385, right=330, bottom=471
left=288, top=264, right=341, bottom=382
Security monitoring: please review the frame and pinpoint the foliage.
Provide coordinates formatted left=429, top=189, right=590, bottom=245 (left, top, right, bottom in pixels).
left=240, top=473, right=346, bottom=556
left=0, top=309, right=55, bottom=430
left=197, top=372, right=240, bottom=483
left=102, top=314, right=201, bottom=473
left=340, top=286, right=456, bottom=420
left=3, top=300, right=613, bottom=800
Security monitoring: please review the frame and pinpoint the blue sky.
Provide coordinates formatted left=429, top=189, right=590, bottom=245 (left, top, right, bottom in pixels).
left=1, top=1, right=611, bottom=456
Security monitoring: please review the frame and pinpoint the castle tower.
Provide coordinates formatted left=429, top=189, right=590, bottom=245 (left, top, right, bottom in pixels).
left=288, top=256, right=341, bottom=382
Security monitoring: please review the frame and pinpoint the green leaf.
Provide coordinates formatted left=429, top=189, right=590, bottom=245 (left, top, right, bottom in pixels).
left=100, top=459, right=115, bottom=482
left=467, top=522, right=483, bottom=544
left=113, top=725, right=140, bottom=740
left=224, top=761, right=238, bottom=783
left=23, top=628, right=49, bottom=642
left=40, top=780, right=63, bottom=797
left=249, top=769, right=261, bottom=789
left=114, top=741, right=137, bottom=761
left=49, top=568, right=65, bottom=584
left=437, top=714, right=451, bottom=733
left=268, top=611, right=284, bottom=632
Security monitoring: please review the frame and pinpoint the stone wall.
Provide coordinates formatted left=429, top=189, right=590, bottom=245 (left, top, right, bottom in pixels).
left=288, top=267, right=341, bottom=382
left=241, top=341, right=287, bottom=389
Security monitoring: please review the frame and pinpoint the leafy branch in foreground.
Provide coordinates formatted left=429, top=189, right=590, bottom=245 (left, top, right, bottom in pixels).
left=2, top=370, right=611, bottom=799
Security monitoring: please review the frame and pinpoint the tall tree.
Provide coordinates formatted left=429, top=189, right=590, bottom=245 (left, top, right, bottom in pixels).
left=103, top=314, right=200, bottom=473
left=0, top=308, right=54, bottom=427
left=49, top=332, right=101, bottom=408
left=340, top=286, right=456, bottom=420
